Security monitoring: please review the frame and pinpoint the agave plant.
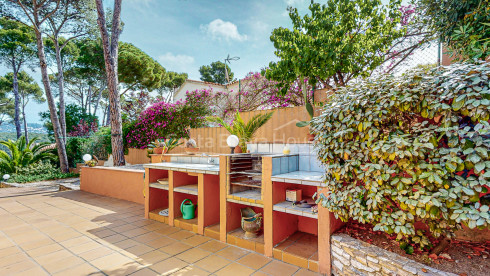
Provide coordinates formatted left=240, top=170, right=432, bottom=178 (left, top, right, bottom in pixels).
left=207, top=111, right=274, bottom=152
left=162, top=138, right=183, bottom=153
left=0, top=136, right=57, bottom=174
left=147, top=138, right=183, bottom=154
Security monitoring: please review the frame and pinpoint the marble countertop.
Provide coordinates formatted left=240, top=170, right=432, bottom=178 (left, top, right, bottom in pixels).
left=271, top=170, right=324, bottom=186
left=144, top=162, right=219, bottom=175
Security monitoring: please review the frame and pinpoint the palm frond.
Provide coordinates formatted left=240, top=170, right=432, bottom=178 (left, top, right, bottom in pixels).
left=242, top=112, right=274, bottom=141
left=206, top=116, right=235, bottom=135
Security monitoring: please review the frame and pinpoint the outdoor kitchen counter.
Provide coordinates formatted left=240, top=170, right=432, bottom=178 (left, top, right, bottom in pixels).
left=271, top=170, right=324, bottom=186
left=144, top=162, right=220, bottom=175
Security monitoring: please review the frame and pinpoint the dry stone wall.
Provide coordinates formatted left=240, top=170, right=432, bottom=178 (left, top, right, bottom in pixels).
left=331, top=234, right=457, bottom=276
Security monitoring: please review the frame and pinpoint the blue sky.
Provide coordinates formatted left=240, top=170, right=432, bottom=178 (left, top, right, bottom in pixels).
left=120, top=0, right=311, bottom=79
left=1, top=0, right=311, bottom=124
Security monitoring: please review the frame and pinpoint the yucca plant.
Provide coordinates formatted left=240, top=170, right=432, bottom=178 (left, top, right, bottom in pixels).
left=0, top=136, right=57, bottom=174
left=207, top=111, right=274, bottom=152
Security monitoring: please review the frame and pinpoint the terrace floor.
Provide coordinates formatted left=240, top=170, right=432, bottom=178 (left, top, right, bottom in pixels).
left=0, top=187, right=318, bottom=276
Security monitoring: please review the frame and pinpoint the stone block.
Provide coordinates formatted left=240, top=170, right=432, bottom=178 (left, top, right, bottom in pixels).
left=402, top=263, right=418, bottom=275
left=367, top=261, right=381, bottom=272
left=355, top=255, right=368, bottom=266
left=367, top=256, right=379, bottom=263
left=381, top=266, right=397, bottom=276
left=332, top=250, right=350, bottom=266
left=332, top=234, right=343, bottom=243
left=351, top=259, right=375, bottom=273
left=332, top=244, right=344, bottom=256
left=333, top=260, right=344, bottom=272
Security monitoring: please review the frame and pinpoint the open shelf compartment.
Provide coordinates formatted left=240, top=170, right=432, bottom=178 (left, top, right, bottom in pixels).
left=273, top=231, right=319, bottom=272
left=147, top=168, right=170, bottom=224
left=225, top=201, right=265, bottom=254
left=271, top=180, right=319, bottom=271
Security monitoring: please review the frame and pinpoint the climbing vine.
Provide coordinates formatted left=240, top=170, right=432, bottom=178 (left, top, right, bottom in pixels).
left=312, top=62, right=490, bottom=249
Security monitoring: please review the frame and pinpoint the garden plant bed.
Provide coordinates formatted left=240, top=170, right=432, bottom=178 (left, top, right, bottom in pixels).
left=339, top=221, right=490, bottom=276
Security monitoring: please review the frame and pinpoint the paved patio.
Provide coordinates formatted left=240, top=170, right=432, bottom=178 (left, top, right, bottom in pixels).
left=0, top=187, right=318, bottom=276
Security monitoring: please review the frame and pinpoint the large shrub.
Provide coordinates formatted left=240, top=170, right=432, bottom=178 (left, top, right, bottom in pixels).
left=65, top=137, right=88, bottom=167
left=311, top=62, right=490, bottom=248
left=81, top=127, right=111, bottom=160
left=127, top=92, right=211, bottom=148
left=40, top=103, right=98, bottom=140
left=0, top=136, right=56, bottom=174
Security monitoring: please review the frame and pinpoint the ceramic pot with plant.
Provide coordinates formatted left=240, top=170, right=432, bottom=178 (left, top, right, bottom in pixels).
left=296, top=102, right=315, bottom=141
left=206, top=111, right=274, bottom=152
left=148, top=139, right=165, bottom=154
left=184, top=139, right=200, bottom=155
left=240, top=207, right=262, bottom=239
left=161, top=138, right=183, bottom=154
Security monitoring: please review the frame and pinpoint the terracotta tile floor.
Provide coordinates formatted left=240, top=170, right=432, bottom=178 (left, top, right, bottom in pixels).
left=0, top=188, right=319, bottom=275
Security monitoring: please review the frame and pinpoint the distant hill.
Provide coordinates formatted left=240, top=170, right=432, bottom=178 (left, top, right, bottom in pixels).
left=0, top=123, right=47, bottom=134
left=0, top=132, right=49, bottom=142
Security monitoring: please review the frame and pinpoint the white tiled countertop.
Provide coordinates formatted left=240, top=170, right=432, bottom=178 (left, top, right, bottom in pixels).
left=271, top=170, right=324, bottom=186
left=144, top=162, right=220, bottom=175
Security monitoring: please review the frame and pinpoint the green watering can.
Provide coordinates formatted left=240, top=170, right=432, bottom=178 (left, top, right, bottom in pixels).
left=180, top=199, right=195, bottom=220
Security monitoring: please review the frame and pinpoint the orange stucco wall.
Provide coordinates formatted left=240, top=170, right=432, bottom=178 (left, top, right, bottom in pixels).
left=80, top=167, right=145, bottom=204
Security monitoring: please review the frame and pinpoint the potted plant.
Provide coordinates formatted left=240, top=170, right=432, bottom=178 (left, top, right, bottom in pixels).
left=162, top=138, right=183, bottom=154
left=296, top=102, right=315, bottom=141
left=184, top=139, right=200, bottom=155
left=148, top=138, right=183, bottom=155
left=148, top=139, right=166, bottom=154
left=206, top=111, right=274, bottom=152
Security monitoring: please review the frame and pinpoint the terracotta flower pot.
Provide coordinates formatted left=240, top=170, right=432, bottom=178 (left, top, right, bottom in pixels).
left=184, top=147, right=200, bottom=155
left=234, top=146, right=242, bottom=153
left=153, top=147, right=163, bottom=154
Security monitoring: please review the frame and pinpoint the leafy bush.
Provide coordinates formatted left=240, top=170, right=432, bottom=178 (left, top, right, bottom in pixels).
left=419, top=0, right=489, bottom=61
left=7, top=161, right=78, bottom=183
left=0, top=136, right=56, bottom=174
left=127, top=93, right=211, bottom=148
left=81, top=127, right=111, bottom=160
left=65, top=137, right=88, bottom=167
left=312, top=62, right=490, bottom=249
left=40, top=103, right=98, bottom=140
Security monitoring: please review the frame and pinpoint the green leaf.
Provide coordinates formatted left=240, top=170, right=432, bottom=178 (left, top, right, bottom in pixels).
left=475, top=162, right=485, bottom=172
left=296, top=121, right=310, bottom=127
left=305, top=102, right=314, bottom=118
left=452, top=99, right=465, bottom=111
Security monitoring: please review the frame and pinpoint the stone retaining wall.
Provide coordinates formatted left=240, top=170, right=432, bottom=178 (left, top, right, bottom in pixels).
left=331, top=234, right=457, bottom=276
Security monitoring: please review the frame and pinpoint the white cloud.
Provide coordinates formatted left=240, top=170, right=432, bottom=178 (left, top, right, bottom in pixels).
left=158, top=52, right=195, bottom=73
left=200, top=19, right=247, bottom=41
left=285, top=0, right=308, bottom=5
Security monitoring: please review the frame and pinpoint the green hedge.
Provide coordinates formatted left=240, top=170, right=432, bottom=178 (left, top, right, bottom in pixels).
left=312, top=62, right=490, bottom=249
left=7, top=161, right=78, bottom=183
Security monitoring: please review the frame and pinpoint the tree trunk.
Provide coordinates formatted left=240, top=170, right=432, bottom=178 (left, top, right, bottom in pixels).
left=105, top=104, right=110, bottom=126
left=87, top=86, right=92, bottom=115
left=33, top=28, right=69, bottom=172
left=12, top=67, right=22, bottom=139
left=93, top=86, right=103, bottom=116
left=22, top=105, right=28, bottom=144
left=54, top=41, right=67, bottom=143
left=96, top=0, right=125, bottom=166
left=102, top=104, right=107, bottom=125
